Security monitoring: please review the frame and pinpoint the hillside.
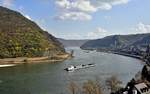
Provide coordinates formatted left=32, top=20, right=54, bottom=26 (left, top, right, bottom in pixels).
left=131, top=35, right=150, bottom=46
left=58, top=38, right=89, bottom=47
left=81, top=33, right=150, bottom=50
left=0, top=6, right=65, bottom=58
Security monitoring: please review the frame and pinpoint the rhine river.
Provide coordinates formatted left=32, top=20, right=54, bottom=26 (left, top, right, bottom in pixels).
left=0, top=47, right=143, bottom=94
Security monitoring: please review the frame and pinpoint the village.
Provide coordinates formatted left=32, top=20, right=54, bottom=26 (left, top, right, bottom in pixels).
left=112, top=45, right=150, bottom=94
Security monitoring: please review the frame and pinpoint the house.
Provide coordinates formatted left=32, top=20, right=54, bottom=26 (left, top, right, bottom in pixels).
left=134, top=83, right=150, bottom=94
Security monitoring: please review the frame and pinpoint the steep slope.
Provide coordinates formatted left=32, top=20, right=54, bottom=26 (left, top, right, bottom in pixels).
left=58, top=38, right=89, bottom=47
left=0, top=6, right=65, bottom=58
left=131, top=35, right=150, bottom=46
left=81, top=33, right=150, bottom=50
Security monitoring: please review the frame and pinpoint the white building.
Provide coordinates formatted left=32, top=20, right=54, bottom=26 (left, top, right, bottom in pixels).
left=134, top=83, right=150, bottom=94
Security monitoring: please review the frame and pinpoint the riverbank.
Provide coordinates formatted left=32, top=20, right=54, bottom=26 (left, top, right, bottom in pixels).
left=112, top=52, right=143, bottom=60
left=0, top=53, right=71, bottom=67
left=0, top=64, right=17, bottom=67
left=91, top=48, right=144, bottom=60
left=86, top=48, right=146, bottom=62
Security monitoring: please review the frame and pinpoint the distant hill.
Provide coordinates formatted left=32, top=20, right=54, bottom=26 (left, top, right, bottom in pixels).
left=81, top=33, right=150, bottom=50
left=58, top=38, right=89, bottom=47
left=131, top=35, right=150, bottom=46
left=0, top=6, right=65, bottom=58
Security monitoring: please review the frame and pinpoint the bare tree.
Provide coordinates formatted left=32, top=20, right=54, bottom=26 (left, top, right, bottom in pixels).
left=82, top=80, right=102, bottom=94
left=68, top=81, right=80, bottom=94
left=105, top=75, right=122, bottom=93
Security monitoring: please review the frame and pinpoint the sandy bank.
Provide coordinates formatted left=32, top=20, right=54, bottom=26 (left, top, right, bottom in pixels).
left=0, top=53, right=71, bottom=66
left=0, top=64, right=16, bottom=68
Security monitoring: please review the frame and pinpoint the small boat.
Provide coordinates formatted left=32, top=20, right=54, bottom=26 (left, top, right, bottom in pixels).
left=64, top=63, right=95, bottom=71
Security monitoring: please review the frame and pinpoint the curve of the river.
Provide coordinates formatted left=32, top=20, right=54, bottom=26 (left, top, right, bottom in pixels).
left=0, top=47, right=143, bottom=94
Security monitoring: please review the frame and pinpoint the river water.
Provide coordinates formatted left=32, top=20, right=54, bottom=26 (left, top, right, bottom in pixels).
left=0, top=47, right=143, bottom=94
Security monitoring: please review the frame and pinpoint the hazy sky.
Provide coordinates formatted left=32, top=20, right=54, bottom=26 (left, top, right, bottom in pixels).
left=0, top=0, right=150, bottom=39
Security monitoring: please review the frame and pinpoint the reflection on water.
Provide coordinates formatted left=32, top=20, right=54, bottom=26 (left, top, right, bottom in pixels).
left=0, top=47, right=143, bottom=94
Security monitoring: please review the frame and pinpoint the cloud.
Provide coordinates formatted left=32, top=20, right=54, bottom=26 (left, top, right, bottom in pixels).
left=55, top=0, right=130, bottom=21
left=55, top=12, right=92, bottom=21
left=87, top=27, right=109, bottom=39
left=61, top=33, right=83, bottom=39
left=104, top=16, right=111, bottom=20
left=55, top=0, right=97, bottom=12
left=111, top=0, right=129, bottom=5
left=86, top=23, right=150, bottom=39
left=95, top=2, right=112, bottom=10
left=134, top=22, right=150, bottom=33
left=2, top=0, right=14, bottom=8
left=52, top=32, right=83, bottom=39
left=24, top=14, right=32, bottom=20
left=35, top=19, right=48, bottom=31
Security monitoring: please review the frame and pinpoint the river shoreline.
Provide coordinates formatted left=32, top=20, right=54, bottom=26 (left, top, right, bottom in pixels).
left=112, top=52, right=143, bottom=60
left=83, top=48, right=145, bottom=62
left=0, top=53, right=71, bottom=67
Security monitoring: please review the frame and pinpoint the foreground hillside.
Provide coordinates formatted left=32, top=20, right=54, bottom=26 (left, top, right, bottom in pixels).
left=0, top=6, right=65, bottom=58
left=81, top=33, right=150, bottom=50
